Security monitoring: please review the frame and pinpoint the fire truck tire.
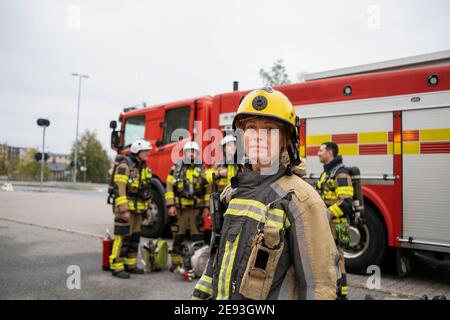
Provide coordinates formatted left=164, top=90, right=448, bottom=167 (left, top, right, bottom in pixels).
left=345, top=204, right=387, bottom=274
left=141, top=188, right=166, bottom=239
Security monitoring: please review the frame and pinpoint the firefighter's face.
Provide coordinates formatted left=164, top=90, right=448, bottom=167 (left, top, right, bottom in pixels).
left=318, top=144, right=333, bottom=164
left=137, top=150, right=150, bottom=162
left=184, top=149, right=197, bottom=162
left=243, top=117, right=282, bottom=168
left=224, top=142, right=236, bottom=159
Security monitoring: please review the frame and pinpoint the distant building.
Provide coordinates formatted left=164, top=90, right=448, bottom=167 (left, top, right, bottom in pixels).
left=0, top=143, right=31, bottom=177
left=47, top=153, right=71, bottom=181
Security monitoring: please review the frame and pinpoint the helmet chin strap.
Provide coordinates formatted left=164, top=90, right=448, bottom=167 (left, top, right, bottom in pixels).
left=287, top=141, right=302, bottom=166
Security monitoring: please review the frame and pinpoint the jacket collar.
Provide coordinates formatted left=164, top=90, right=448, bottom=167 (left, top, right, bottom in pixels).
left=237, top=164, right=287, bottom=190
left=323, top=155, right=343, bottom=173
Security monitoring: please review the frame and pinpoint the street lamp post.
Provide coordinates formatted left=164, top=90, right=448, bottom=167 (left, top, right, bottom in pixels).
left=71, top=73, right=89, bottom=183
left=37, top=118, right=50, bottom=191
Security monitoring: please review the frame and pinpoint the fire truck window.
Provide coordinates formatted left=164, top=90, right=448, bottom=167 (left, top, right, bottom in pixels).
left=123, top=115, right=146, bottom=148
left=162, top=106, right=191, bottom=145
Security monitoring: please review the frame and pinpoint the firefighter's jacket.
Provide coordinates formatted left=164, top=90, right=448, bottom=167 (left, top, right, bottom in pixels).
left=113, top=154, right=152, bottom=213
left=205, top=163, right=237, bottom=193
left=165, top=160, right=209, bottom=209
left=316, top=156, right=354, bottom=223
left=192, top=165, right=338, bottom=300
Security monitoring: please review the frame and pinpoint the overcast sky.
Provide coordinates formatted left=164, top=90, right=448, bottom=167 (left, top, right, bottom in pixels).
left=1, top=0, right=449, bottom=157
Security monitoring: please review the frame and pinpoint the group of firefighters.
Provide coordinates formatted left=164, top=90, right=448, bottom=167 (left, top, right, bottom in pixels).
left=108, top=87, right=355, bottom=300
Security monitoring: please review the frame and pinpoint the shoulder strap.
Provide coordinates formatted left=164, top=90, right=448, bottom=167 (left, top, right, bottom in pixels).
left=329, top=163, right=345, bottom=179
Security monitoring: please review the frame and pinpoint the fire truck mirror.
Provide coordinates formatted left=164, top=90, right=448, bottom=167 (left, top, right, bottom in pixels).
left=109, top=120, right=117, bottom=129
left=111, top=131, right=120, bottom=149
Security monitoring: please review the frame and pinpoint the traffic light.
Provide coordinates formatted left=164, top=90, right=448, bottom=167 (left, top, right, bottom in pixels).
left=37, top=118, right=50, bottom=127
left=35, top=152, right=50, bottom=162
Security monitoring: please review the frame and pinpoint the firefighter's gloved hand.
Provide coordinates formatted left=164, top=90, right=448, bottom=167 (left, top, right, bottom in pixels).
left=167, top=206, right=177, bottom=216
left=121, top=211, right=131, bottom=222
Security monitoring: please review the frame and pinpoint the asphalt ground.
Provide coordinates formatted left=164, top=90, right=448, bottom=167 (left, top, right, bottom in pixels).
left=0, top=189, right=449, bottom=300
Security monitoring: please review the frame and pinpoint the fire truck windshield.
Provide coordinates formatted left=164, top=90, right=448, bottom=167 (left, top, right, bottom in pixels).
left=123, top=115, right=145, bottom=148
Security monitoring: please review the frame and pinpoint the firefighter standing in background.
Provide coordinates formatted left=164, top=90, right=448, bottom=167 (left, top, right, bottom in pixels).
left=165, top=141, right=210, bottom=272
left=192, top=87, right=338, bottom=300
left=109, top=139, right=153, bottom=279
left=204, top=135, right=238, bottom=243
left=316, top=142, right=353, bottom=300
left=205, top=134, right=238, bottom=194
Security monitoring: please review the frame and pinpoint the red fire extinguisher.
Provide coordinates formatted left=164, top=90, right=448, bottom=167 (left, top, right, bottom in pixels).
left=203, top=211, right=212, bottom=231
left=102, top=229, right=113, bottom=271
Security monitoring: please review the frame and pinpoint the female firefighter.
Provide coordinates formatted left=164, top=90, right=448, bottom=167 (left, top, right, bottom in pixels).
left=192, top=87, right=338, bottom=300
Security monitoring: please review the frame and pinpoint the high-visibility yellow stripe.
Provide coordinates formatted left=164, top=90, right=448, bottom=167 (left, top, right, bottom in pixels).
left=317, top=172, right=327, bottom=189
left=266, top=219, right=289, bottom=229
left=109, top=235, right=124, bottom=270
left=178, top=198, right=195, bottom=205
left=115, top=196, right=128, bottom=205
left=420, top=128, right=450, bottom=142
left=129, top=201, right=147, bottom=211
left=167, top=175, right=174, bottom=184
left=307, top=134, right=331, bottom=146
left=229, top=198, right=267, bottom=211
left=124, top=257, right=137, bottom=265
left=195, top=284, right=213, bottom=295
left=165, top=192, right=174, bottom=199
left=195, top=275, right=213, bottom=295
left=322, top=190, right=338, bottom=200
left=403, top=142, right=420, bottom=154
left=205, top=168, right=215, bottom=184
left=336, top=186, right=354, bottom=197
left=358, top=131, right=387, bottom=144
left=200, top=275, right=212, bottom=283
left=227, top=165, right=235, bottom=183
left=226, top=199, right=290, bottom=229
left=329, top=204, right=344, bottom=218
left=114, top=174, right=128, bottom=183
left=226, top=208, right=263, bottom=224
left=338, top=144, right=358, bottom=156
left=217, top=233, right=240, bottom=300
left=225, top=208, right=287, bottom=230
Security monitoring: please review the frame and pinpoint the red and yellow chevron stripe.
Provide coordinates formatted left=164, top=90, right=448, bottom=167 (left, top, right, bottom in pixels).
left=303, top=128, right=450, bottom=157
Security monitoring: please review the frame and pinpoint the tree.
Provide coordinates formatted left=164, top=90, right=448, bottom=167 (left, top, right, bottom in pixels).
left=70, top=130, right=110, bottom=183
left=259, top=59, right=291, bottom=87
left=15, top=148, right=50, bottom=181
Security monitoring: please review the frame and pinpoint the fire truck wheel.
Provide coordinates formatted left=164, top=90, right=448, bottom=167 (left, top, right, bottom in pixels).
left=141, top=188, right=166, bottom=238
left=344, top=204, right=387, bottom=274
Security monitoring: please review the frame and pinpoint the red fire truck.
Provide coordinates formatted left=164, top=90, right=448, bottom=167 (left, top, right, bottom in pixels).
left=110, top=51, right=450, bottom=273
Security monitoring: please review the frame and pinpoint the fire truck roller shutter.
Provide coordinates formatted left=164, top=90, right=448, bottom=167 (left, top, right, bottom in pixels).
left=402, top=107, right=450, bottom=251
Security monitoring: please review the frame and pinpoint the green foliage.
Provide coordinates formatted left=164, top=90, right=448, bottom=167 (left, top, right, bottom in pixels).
left=70, top=130, right=110, bottom=183
left=15, top=148, right=50, bottom=181
left=259, top=59, right=291, bottom=86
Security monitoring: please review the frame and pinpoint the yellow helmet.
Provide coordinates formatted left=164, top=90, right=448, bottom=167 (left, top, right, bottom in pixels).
left=232, top=87, right=301, bottom=165
left=232, top=87, right=298, bottom=130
